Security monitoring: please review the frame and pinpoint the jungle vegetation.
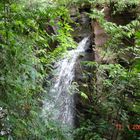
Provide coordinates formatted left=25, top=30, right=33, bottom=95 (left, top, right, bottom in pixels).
left=0, top=0, right=140, bottom=140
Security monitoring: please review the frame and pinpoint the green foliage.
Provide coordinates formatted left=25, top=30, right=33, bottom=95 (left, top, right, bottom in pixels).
left=0, top=1, right=46, bottom=139
left=75, top=2, right=140, bottom=140
left=89, top=0, right=140, bottom=9
left=0, top=0, right=75, bottom=139
left=1, top=0, right=140, bottom=139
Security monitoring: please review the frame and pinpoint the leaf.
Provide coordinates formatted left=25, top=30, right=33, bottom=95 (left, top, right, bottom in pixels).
left=80, top=92, right=88, bottom=99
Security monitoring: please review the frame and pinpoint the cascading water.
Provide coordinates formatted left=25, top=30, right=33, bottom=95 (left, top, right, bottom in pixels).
left=42, top=37, right=89, bottom=138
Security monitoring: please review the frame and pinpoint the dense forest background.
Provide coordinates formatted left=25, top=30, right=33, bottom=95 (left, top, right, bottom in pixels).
left=0, top=0, right=140, bottom=140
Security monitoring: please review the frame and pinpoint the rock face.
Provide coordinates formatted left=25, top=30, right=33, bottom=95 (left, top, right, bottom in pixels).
left=70, top=3, right=95, bottom=86
left=70, top=5, right=91, bottom=42
left=69, top=5, right=95, bottom=128
left=92, top=21, right=108, bottom=47
left=70, top=4, right=95, bottom=88
left=91, top=6, right=136, bottom=63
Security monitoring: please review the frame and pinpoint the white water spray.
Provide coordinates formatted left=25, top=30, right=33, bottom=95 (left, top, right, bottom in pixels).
left=42, top=37, right=89, bottom=133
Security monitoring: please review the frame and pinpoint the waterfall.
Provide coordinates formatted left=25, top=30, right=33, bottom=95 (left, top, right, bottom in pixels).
left=42, top=37, right=89, bottom=138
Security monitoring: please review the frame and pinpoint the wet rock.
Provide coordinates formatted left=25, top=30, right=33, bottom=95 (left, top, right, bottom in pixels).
left=70, top=5, right=91, bottom=42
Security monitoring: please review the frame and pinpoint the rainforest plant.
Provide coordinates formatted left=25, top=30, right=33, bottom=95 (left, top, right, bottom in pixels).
left=0, top=0, right=75, bottom=139
left=0, top=0, right=140, bottom=140
left=74, top=1, right=140, bottom=140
